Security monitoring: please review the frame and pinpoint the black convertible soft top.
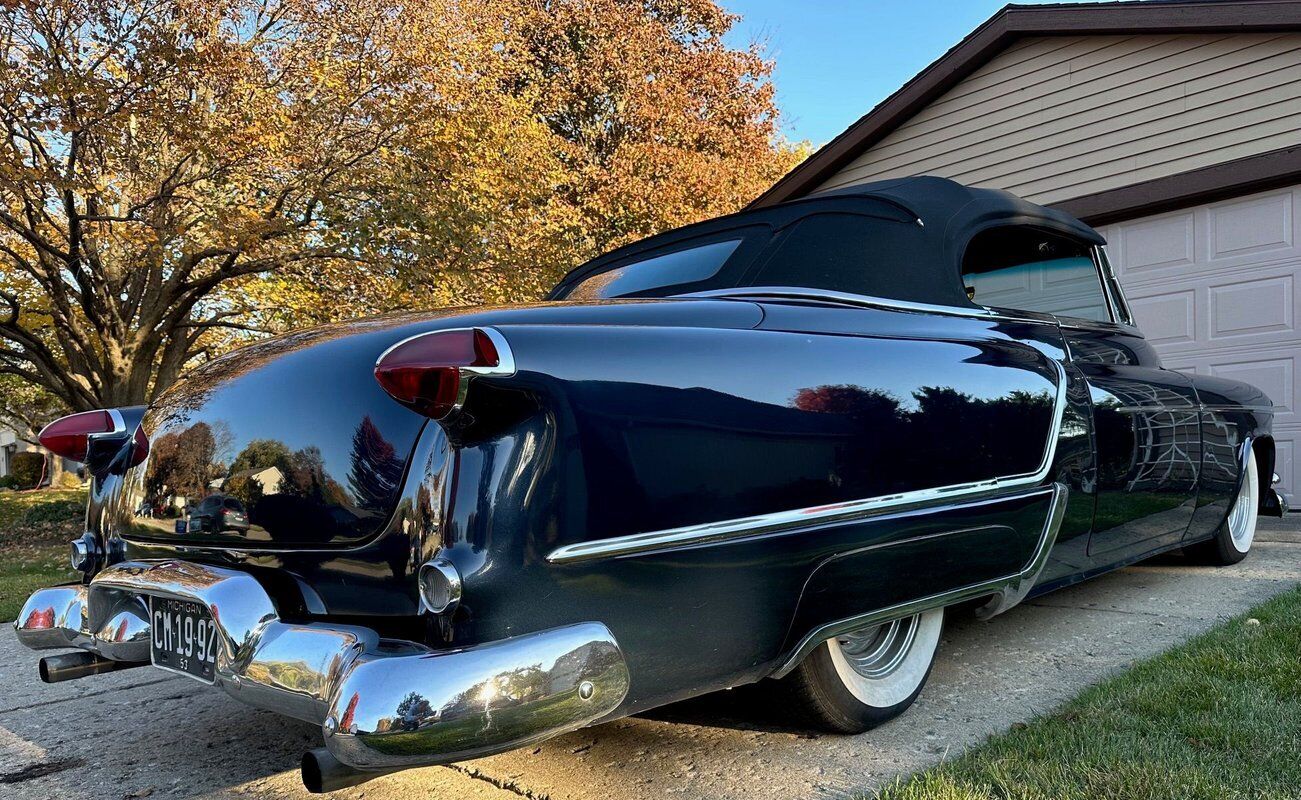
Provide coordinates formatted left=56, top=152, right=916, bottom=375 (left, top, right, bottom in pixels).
left=551, top=176, right=1106, bottom=307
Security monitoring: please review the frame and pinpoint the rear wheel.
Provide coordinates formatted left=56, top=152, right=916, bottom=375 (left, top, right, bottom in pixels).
left=773, top=608, right=943, bottom=733
left=1185, top=453, right=1259, bottom=566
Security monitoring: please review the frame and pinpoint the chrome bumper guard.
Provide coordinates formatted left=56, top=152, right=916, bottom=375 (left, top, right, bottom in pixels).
left=14, top=561, right=630, bottom=770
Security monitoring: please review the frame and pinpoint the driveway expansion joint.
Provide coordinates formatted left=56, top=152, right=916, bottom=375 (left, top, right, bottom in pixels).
left=0, top=758, right=85, bottom=785
left=1024, top=602, right=1208, bottom=621
left=0, top=676, right=184, bottom=717
left=444, top=763, right=551, bottom=800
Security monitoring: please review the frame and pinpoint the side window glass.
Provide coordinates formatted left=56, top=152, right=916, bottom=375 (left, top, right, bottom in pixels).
left=743, top=212, right=947, bottom=304
left=962, top=227, right=1112, bottom=323
left=567, top=238, right=743, bottom=300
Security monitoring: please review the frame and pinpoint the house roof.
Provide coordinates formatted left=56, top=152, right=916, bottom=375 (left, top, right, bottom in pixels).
left=750, top=0, right=1301, bottom=215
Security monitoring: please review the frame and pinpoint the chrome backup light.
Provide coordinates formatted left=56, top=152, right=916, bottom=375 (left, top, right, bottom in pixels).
left=69, top=532, right=101, bottom=574
left=418, top=556, right=462, bottom=614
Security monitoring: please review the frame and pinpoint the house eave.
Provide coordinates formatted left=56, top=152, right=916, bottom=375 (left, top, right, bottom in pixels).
left=751, top=0, right=1301, bottom=209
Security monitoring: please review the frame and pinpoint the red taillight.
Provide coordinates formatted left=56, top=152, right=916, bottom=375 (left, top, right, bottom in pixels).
left=38, top=410, right=115, bottom=462
left=131, top=426, right=150, bottom=466
left=37, top=410, right=149, bottom=467
left=374, top=328, right=509, bottom=419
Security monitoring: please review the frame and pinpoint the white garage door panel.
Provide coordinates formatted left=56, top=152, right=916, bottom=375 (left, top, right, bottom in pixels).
left=1209, top=275, right=1294, bottom=338
left=1102, top=185, right=1301, bottom=504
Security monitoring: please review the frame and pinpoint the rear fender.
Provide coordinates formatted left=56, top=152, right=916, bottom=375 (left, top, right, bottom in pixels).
left=439, top=320, right=1069, bottom=709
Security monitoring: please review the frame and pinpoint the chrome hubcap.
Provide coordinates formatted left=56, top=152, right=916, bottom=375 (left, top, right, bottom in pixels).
left=835, top=616, right=920, bottom=680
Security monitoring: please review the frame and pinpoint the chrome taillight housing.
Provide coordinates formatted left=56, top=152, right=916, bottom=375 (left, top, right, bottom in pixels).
left=38, top=409, right=148, bottom=467
left=374, top=327, right=515, bottom=419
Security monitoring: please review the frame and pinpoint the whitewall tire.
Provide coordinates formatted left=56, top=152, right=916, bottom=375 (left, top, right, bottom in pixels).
left=1186, top=452, right=1259, bottom=566
left=773, top=608, right=944, bottom=733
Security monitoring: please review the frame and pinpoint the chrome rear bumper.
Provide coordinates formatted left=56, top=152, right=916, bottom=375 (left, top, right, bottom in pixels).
left=14, top=561, right=629, bottom=770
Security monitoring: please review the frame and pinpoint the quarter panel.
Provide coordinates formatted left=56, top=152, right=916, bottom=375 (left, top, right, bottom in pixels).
left=504, top=322, right=1062, bottom=551
left=785, top=491, right=1055, bottom=649
left=439, top=312, right=1071, bottom=708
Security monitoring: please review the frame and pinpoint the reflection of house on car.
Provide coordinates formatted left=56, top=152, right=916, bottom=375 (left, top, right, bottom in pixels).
left=215, top=465, right=285, bottom=495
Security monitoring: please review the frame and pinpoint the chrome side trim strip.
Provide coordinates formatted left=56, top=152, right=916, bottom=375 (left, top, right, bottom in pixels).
left=769, top=481, right=1069, bottom=679
left=679, top=286, right=1050, bottom=326
left=1199, top=404, right=1274, bottom=414
left=974, top=482, right=1069, bottom=620
left=546, top=359, right=1069, bottom=565
left=1107, top=404, right=1273, bottom=415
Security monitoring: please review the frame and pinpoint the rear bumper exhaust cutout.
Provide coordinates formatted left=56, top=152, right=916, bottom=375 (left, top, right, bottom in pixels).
left=15, top=561, right=630, bottom=791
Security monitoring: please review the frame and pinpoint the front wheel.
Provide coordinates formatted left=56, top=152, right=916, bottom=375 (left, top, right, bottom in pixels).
left=1185, top=453, right=1259, bottom=565
left=773, top=608, right=944, bottom=733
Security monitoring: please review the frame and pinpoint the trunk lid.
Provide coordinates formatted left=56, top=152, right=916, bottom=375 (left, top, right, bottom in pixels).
left=119, top=318, right=430, bottom=548
left=113, top=298, right=764, bottom=549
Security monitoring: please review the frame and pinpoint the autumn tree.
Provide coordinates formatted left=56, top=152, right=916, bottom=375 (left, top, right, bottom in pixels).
left=146, top=421, right=220, bottom=499
left=346, top=416, right=404, bottom=512
left=0, top=375, right=64, bottom=443
left=521, top=0, right=798, bottom=254
left=0, top=0, right=801, bottom=415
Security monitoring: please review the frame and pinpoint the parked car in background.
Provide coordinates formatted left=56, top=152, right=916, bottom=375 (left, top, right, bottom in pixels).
left=181, top=494, right=250, bottom=535
left=16, top=177, right=1286, bottom=792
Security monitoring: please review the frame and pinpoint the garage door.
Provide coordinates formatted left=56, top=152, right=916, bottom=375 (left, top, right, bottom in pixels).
left=1098, top=185, right=1299, bottom=506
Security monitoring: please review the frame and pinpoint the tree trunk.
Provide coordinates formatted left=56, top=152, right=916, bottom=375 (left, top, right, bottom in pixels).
left=47, top=451, right=64, bottom=487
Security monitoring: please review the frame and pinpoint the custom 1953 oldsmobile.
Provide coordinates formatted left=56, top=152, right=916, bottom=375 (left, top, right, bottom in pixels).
left=16, top=177, right=1287, bottom=791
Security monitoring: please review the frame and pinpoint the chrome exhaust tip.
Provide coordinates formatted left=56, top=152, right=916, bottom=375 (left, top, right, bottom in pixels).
left=302, top=748, right=400, bottom=794
left=39, top=651, right=145, bottom=683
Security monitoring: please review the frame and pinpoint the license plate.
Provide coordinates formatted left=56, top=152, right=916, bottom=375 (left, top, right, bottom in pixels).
left=148, top=597, right=219, bottom=683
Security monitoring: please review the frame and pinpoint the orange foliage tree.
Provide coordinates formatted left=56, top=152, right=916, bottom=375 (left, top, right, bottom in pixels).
left=0, top=0, right=803, bottom=413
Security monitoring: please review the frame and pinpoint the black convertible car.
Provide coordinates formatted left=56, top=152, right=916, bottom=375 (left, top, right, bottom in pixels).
left=17, top=177, right=1286, bottom=791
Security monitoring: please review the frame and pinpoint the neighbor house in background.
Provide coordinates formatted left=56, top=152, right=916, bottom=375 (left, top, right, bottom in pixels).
left=0, top=423, right=77, bottom=483
left=755, top=0, right=1301, bottom=505
left=0, top=424, right=26, bottom=478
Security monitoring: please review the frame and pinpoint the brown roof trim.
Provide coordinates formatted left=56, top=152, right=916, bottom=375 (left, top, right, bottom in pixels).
left=1051, top=144, right=1301, bottom=226
left=750, top=0, right=1301, bottom=209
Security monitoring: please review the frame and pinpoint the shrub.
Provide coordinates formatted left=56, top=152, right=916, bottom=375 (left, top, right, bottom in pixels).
left=54, top=471, right=83, bottom=490
left=23, top=499, right=84, bottom=525
left=9, top=452, right=45, bottom=490
left=0, top=475, right=18, bottom=490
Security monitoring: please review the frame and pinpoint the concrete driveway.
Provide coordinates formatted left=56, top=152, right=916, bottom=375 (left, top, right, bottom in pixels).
left=2, top=520, right=1298, bottom=800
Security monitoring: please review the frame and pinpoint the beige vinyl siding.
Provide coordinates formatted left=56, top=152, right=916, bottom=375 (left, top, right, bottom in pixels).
left=817, top=33, right=1301, bottom=205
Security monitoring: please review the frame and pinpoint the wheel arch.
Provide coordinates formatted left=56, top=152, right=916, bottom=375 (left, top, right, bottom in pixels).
left=1250, top=435, right=1283, bottom=516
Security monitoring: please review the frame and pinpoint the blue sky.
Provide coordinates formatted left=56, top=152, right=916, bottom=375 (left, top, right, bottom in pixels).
left=720, top=1, right=1081, bottom=145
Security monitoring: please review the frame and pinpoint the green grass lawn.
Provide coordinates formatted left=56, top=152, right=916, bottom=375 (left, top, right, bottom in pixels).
left=0, top=546, right=76, bottom=623
left=873, top=586, right=1301, bottom=800
left=0, top=488, right=85, bottom=622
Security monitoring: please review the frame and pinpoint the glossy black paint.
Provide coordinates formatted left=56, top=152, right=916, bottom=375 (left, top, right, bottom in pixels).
left=90, top=179, right=1281, bottom=717
left=1064, top=324, right=1203, bottom=556
left=99, top=290, right=1272, bottom=713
